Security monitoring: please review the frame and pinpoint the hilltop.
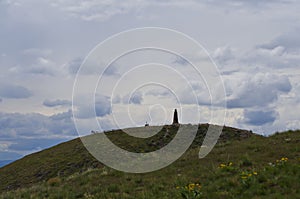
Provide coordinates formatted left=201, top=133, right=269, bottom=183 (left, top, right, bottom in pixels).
left=0, top=124, right=299, bottom=198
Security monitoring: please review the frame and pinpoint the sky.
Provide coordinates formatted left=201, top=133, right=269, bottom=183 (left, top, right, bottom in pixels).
left=0, top=0, right=300, bottom=162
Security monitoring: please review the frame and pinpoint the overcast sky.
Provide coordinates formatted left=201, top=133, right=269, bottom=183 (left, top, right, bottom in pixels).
left=1, top=0, right=300, bottom=162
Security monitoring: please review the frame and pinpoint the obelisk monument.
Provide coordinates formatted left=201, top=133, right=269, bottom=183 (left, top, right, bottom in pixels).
left=172, top=109, right=179, bottom=125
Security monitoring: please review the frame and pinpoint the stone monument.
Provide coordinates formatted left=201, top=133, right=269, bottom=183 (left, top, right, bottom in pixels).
left=172, top=109, right=179, bottom=125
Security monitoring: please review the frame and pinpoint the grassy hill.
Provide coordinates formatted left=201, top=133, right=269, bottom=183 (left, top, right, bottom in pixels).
left=0, top=124, right=299, bottom=198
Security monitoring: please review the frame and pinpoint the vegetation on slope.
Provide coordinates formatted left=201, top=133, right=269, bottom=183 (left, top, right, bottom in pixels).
left=0, top=125, right=299, bottom=198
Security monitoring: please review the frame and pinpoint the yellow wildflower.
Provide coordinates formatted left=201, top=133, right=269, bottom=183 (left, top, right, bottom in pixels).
left=281, top=157, right=288, bottom=161
left=188, top=183, right=195, bottom=191
left=220, top=163, right=226, bottom=168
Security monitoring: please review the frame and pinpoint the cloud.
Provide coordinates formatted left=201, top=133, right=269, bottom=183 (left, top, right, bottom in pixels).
left=0, top=98, right=2, bottom=102
left=212, top=46, right=234, bottom=65
left=123, top=92, right=143, bottom=104
left=173, top=55, right=189, bottom=66
left=204, top=0, right=294, bottom=9
left=240, top=28, right=300, bottom=69
left=48, top=0, right=293, bottom=22
left=67, top=58, right=119, bottom=76
left=103, top=64, right=120, bottom=76
left=259, top=27, right=300, bottom=52
left=242, top=45, right=300, bottom=69
left=177, top=81, right=226, bottom=107
left=22, top=48, right=52, bottom=57
left=50, top=0, right=145, bottom=21
left=242, top=109, right=278, bottom=126
left=112, top=94, right=122, bottom=104
left=95, top=95, right=112, bottom=117
left=27, top=57, right=57, bottom=76
left=68, top=57, right=83, bottom=75
left=0, top=84, right=33, bottom=99
left=146, top=89, right=172, bottom=97
left=9, top=57, right=59, bottom=76
left=0, top=111, right=76, bottom=138
left=0, top=110, right=77, bottom=160
left=74, top=94, right=112, bottom=119
left=67, top=57, right=99, bottom=75
left=43, top=99, right=72, bottom=107
left=50, top=109, right=72, bottom=120
left=179, top=82, right=209, bottom=106
left=227, top=73, right=292, bottom=108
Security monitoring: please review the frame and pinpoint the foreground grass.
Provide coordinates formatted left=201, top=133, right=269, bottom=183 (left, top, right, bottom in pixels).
left=0, top=128, right=299, bottom=198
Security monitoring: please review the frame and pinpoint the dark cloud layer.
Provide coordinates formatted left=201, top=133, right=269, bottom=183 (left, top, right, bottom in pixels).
left=123, top=92, right=143, bottom=104
left=43, top=99, right=72, bottom=107
left=173, top=56, right=189, bottom=66
left=0, top=111, right=76, bottom=138
left=0, top=84, right=32, bottom=99
left=243, top=109, right=278, bottom=126
left=227, top=73, right=292, bottom=108
left=74, top=94, right=112, bottom=119
left=259, top=27, right=300, bottom=52
left=68, top=58, right=119, bottom=76
left=68, top=58, right=83, bottom=75
left=0, top=110, right=77, bottom=160
left=95, top=95, right=112, bottom=117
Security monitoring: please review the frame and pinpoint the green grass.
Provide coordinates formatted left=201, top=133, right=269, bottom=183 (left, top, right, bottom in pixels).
left=0, top=125, right=299, bottom=198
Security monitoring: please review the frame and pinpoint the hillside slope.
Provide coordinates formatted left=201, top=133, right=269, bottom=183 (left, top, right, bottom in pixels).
left=0, top=124, right=251, bottom=191
left=0, top=125, right=299, bottom=198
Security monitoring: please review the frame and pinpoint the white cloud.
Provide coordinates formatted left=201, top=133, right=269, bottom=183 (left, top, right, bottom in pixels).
left=9, top=56, right=62, bottom=76
left=226, top=73, right=292, bottom=108
left=27, top=57, right=57, bottom=76
left=212, top=46, right=235, bottom=66
left=242, top=45, right=300, bottom=69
